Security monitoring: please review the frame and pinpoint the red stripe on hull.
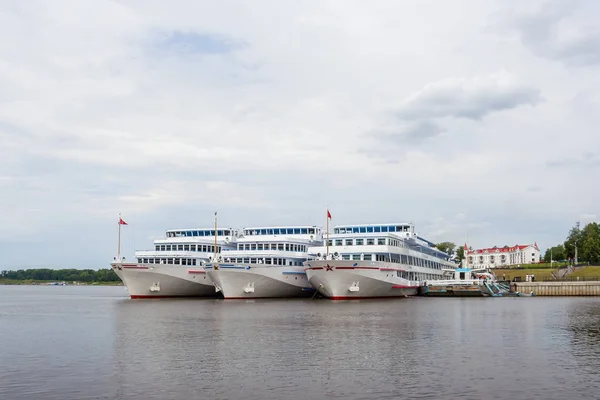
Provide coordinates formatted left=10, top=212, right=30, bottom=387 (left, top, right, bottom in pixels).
left=130, top=294, right=218, bottom=299
left=328, top=295, right=414, bottom=300
left=392, top=285, right=419, bottom=289
left=187, top=270, right=206, bottom=274
left=334, top=266, right=379, bottom=270
left=305, top=267, right=324, bottom=270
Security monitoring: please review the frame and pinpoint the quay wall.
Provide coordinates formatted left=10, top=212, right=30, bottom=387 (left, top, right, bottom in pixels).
left=512, top=281, right=600, bottom=296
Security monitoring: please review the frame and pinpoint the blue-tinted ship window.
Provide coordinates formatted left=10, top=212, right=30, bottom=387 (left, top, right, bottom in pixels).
left=389, top=226, right=396, bottom=232
left=301, top=228, right=308, bottom=234
left=352, top=227, right=359, bottom=233
left=294, top=228, right=300, bottom=234
left=360, top=227, right=366, bottom=233
left=381, top=226, right=388, bottom=232
left=374, top=226, right=381, bottom=232
left=367, top=227, right=373, bottom=233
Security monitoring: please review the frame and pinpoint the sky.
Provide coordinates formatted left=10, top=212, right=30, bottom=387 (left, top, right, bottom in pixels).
left=1, top=0, right=599, bottom=269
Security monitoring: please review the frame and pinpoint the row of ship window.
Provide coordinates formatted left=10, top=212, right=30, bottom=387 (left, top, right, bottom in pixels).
left=167, top=230, right=233, bottom=238
left=155, top=244, right=221, bottom=252
left=334, top=225, right=411, bottom=234
left=341, top=254, right=445, bottom=269
left=396, top=271, right=441, bottom=281
left=236, top=243, right=307, bottom=252
left=227, top=258, right=303, bottom=266
left=327, top=238, right=404, bottom=247
left=137, top=257, right=303, bottom=266
left=138, top=258, right=198, bottom=265
left=243, top=228, right=318, bottom=235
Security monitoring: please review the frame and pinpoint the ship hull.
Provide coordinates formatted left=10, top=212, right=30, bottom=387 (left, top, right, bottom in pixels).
left=206, top=265, right=315, bottom=299
left=111, top=263, right=217, bottom=299
left=304, top=260, right=420, bottom=299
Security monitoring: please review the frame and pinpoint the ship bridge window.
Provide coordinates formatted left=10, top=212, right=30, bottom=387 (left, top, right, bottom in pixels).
left=356, top=239, right=364, bottom=245
left=377, top=238, right=385, bottom=245
left=345, top=239, right=353, bottom=246
left=381, top=226, right=388, bottom=232
left=335, top=239, right=342, bottom=246
left=358, top=227, right=365, bottom=233
left=257, top=243, right=264, bottom=251
left=278, top=244, right=284, bottom=251
left=367, top=238, right=374, bottom=245
left=364, top=254, right=372, bottom=261
left=374, top=226, right=381, bottom=233
left=301, top=228, right=308, bottom=234
left=342, top=254, right=350, bottom=260
left=367, top=227, right=373, bottom=233
left=155, top=245, right=160, bottom=251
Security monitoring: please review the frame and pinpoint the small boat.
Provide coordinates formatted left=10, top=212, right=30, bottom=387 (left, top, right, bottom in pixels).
left=420, top=267, right=521, bottom=297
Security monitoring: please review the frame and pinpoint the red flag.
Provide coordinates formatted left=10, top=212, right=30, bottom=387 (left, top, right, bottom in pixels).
left=327, top=209, right=332, bottom=219
left=119, top=217, right=128, bottom=225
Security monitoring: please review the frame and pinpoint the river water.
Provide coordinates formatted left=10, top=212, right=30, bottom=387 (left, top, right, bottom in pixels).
left=1, top=285, right=599, bottom=400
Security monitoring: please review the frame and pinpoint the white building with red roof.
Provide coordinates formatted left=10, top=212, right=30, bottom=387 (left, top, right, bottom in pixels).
left=465, top=243, right=541, bottom=269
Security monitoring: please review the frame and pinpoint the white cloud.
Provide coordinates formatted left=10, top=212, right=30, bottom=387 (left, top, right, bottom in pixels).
left=395, top=72, right=542, bottom=120
left=0, top=0, right=599, bottom=268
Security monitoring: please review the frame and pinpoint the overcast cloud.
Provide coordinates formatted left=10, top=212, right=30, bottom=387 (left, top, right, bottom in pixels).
left=1, top=0, right=599, bottom=269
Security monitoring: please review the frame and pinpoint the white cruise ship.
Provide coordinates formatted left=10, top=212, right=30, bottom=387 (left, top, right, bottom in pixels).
left=206, top=226, right=323, bottom=299
left=111, top=227, right=236, bottom=298
left=304, top=223, right=456, bottom=299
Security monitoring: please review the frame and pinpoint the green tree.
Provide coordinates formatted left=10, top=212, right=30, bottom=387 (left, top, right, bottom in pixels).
left=435, top=242, right=456, bottom=256
left=543, top=244, right=566, bottom=262
left=456, top=245, right=465, bottom=263
left=564, top=223, right=584, bottom=261
left=580, top=222, right=600, bottom=263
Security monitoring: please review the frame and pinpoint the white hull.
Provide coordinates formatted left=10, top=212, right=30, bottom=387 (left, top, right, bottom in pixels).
left=206, top=265, right=315, bottom=299
left=111, top=263, right=216, bottom=298
left=304, top=260, right=420, bottom=299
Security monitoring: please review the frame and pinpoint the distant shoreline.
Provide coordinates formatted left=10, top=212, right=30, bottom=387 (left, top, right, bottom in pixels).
left=0, top=279, right=123, bottom=286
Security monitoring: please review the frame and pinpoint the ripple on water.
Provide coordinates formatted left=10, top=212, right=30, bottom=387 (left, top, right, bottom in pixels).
left=1, top=287, right=600, bottom=400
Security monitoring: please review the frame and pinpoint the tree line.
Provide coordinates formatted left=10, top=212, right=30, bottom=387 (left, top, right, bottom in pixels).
left=544, top=222, right=600, bottom=264
left=1, top=268, right=120, bottom=283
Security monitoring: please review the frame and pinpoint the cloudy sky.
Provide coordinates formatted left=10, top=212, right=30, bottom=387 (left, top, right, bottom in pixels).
left=1, top=0, right=599, bottom=269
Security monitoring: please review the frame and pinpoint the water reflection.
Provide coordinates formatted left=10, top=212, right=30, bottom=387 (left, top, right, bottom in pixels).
left=2, top=287, right=600, bottom=400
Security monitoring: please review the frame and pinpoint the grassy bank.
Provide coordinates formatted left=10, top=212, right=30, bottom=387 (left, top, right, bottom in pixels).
left=492, top=268, right=557, bottom=281
left=492, top=265, right=600, bottom=281
left=0, top=278, right=123, bottom=286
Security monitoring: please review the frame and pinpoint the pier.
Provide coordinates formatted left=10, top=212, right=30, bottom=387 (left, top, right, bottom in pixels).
left=511, top=281, right=600, bottom=296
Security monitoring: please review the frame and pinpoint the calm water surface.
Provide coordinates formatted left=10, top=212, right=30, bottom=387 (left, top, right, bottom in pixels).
left=1, top=286, right=600, bottom=400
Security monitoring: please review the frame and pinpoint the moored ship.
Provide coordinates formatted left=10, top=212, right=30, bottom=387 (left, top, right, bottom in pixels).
left=305, top=223, right=456, bottom=299
left=206, top=226, right=323, bottom=299
left=111, top=225, right=237, bottom=299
